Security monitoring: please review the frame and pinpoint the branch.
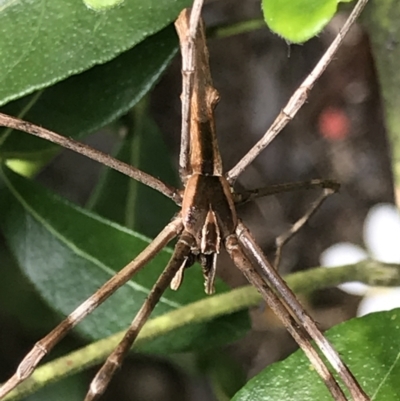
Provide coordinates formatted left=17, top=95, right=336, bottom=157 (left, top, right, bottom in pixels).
left=4, top=259, right=400, bottom=400
left=207, top=19, right=266, bottom=39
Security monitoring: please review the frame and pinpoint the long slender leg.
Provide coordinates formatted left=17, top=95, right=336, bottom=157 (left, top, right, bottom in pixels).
left=226, top=0, right=369, bottom=183
left=274, top=186, right=337, bottom=267
left=236, top=221, right=370, bottom=401
left=176, top=0, right=205, bottom=181
left=84, top=232, right=193, bottom=401
left=225, top=233, right=348, bottom=401
left=234, top=179, right=339, bottom=267
left=0, top=217, right=183, bottom=400
left=234, top=178, right=340, bottom=205
left=0, top=113, right=181, bottom=204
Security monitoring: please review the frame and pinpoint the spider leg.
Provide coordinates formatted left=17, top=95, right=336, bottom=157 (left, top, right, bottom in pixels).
left=224, top=230, right=348, bottom=401
left=274, top=185, right=338, bottom=268
left=0, top=217, right=183, bottom=400
left=84, top=231, right=194, bottom=401
left=226, top=0, right=369, bottom=183
left=234, top=178, right=339, bottom=205
left=234, top=179, right=339, bottom=267
left=176, top=0, right=205, bottom=182
left=236, top=221, right=370, bottom=401
left=0, top=113, right=181, bottom=204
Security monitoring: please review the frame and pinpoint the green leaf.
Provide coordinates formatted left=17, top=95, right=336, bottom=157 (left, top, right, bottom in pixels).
left=0, top=238, right=58, bottom=333
left=83, top=0, right=125, bottom=11
left=198, top=351, right=247, bottom=400
left=364, top=1, right=400, bottom=188
left=0, top=26, right=178, bottom=160
left=26, top=374, right=86, bottom=401
left=262, top=0, right=353, bottom=43
left=0, top=166, right=249, bottom=353
left=232, top=309, right=400, bottom=400
left=87, top=107, right=179, bottom=237
left=0, top=0, right=191, bottom=107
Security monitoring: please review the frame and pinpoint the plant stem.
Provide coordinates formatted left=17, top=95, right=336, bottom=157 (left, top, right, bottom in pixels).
left=5, top=259, right=400, bottom=400
left=208, top=19, right=266, bottom=39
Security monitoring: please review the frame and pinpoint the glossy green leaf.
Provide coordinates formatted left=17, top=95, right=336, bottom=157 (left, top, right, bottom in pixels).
left=0, top=166, right=249, bottom=352
left=83, top=0, right=124, bottom=11
left=232, top=309, right=400, bottom=400
left=262, top=0, right=353, bottom=43
left=87, top=109, right=179, bottom=237
left=0, top=240, right=59, bottom=333
left=0, top=0, right=191, bottom=107
left=0, top=26, right=178, bottom=159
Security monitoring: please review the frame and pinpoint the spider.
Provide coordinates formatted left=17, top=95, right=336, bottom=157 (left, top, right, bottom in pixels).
left=0, top=0, right=369, bottom=400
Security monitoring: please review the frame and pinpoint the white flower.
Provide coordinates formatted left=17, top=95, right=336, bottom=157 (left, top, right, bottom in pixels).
left=320, top=203, right=400, bottom=316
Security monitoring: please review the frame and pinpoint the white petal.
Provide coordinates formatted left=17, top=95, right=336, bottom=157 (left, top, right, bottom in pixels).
left=338, top=282, right=371, bottom=296
left=357, top=287, right=400, bottom=316
left=364, top=203, right=400, bottom=263
left=321, top=243, right=368, bottom=266
left=320, top=243, right=369, bottom=296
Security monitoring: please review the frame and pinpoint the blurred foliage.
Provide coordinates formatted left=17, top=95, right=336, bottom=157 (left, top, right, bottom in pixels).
left=364, top=1, right=400, bottom=191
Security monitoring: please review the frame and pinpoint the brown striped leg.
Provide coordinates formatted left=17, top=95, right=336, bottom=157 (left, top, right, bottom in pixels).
left=176, top=0, right=205, bottom=181
left=84, top=232, right=193, bottom=401
left=226, top=0, right=369, bottom=183
left=234, top=179, right=339, bottom=268
left=0, top=217, right=183, bottom=400
left=0, top=113, right=181, bottom=204
left=234, top=179, right=339, bottom=205
left=224, top=232, right=348, bottom=401
left=236, top=221, right=370, bottom=401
